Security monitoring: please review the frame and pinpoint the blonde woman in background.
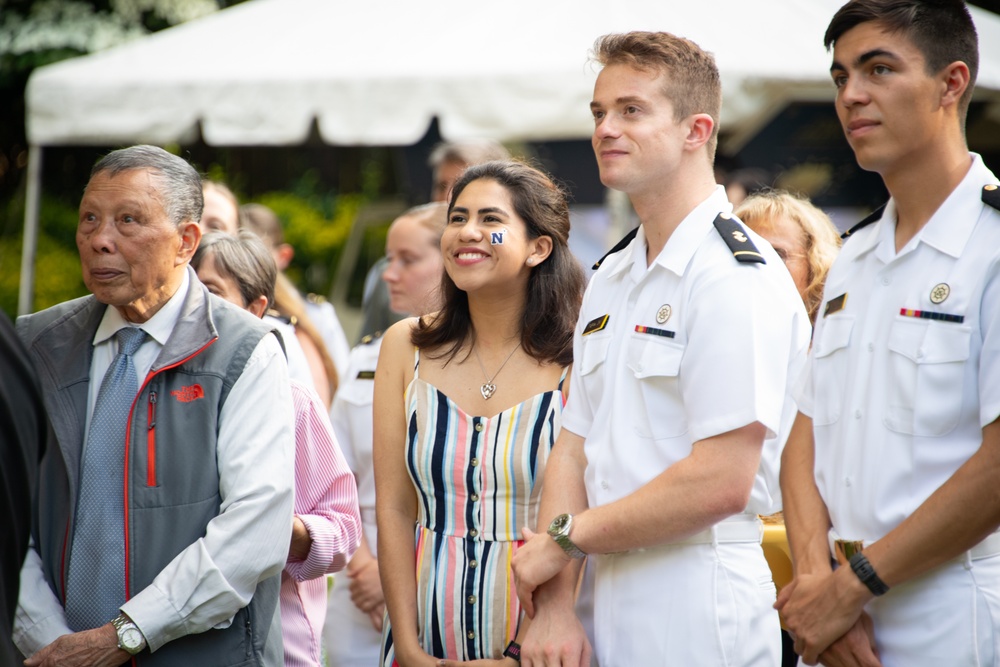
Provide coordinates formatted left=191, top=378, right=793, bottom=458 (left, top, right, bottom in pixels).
left=735, top=191, right=841, bottom=325
left=734, top=190, right=841, bottom=667
left=324, top=203, right=448, bottom=667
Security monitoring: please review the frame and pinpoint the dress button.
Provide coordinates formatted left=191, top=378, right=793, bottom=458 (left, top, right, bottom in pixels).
left=467, top=631, right=475, bottom=640
left=474, top=423, right=483, bottom=432
left=469, top=560, right=478, bottom=568
left=845, top=477, right=852, bottom=487
left=881, top=276, right=892, bottom=286
left=868, top=342, right=875, bottom=352
left=470, top=494, right=479, bottom=502
left=855, top=409, right=862, bottom=419
left=470, top=529, right=479, bottom=538
left=600, top=480, right=609, bottom=490
left=467, top=595, right=476, bottom=605
left=471, top=458, right=479, bottom=467
left=916, top=348, right=925, bottom=359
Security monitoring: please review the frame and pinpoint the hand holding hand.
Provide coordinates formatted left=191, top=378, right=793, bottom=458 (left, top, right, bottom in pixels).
left=511, top=528, right=571, bottom=618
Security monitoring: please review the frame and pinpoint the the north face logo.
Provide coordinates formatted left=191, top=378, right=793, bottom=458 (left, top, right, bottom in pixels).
left=170, top=384, right=204, bottom=403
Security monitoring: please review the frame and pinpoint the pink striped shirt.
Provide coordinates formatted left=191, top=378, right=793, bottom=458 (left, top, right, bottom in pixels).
left=282, top=381, right=362, bottom=667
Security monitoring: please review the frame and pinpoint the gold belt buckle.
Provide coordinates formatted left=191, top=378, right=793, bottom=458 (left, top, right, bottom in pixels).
left=834, top=539, right=864, bottom=566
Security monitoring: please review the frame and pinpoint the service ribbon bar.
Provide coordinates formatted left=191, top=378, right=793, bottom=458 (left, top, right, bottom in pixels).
left=899, top=308, right=964, bottom=324
left=634, top=325, right=676, bottom=338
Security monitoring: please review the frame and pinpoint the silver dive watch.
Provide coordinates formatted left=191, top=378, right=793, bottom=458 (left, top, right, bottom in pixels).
left=111, top=612, right=146, bottom=655
left=547, top=513, right=586, bottom=559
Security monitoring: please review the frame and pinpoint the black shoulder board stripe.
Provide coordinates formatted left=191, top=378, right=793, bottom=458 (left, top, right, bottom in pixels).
left=841, top=204, right=885, bottom=240
left=983, top=184, right=1000, bottom=211
left=592, top=227, right=639, bottom=270
left=713, top=213, right=765, bottom=264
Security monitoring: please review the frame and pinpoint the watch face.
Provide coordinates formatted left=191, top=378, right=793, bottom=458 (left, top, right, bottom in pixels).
left=121, top=626, right=143, bottom=651
left=549, top=513, right=570, bottom=533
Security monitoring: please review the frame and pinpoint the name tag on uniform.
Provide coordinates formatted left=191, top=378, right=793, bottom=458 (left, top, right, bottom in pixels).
left=824, top=293, right=847, bottom=317
left=356, top=370, right=376, bottom=380
left=582, top=314, right=609, bottom=336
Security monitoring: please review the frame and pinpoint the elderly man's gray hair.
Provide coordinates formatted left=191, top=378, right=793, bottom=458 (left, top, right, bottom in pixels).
left=91, top=145, right=203, bottom=227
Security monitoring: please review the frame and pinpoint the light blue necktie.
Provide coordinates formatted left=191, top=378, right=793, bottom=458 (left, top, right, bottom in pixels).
left=65, top=326, right=146, bottom=631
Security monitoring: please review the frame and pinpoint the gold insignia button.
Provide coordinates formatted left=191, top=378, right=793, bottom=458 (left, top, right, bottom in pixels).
left=732, top=230, right=747, bottom=243
left=930, top=283, right=950, bottom=304
left=986, top=184, right=998, bottom=191
left=656, top=304, right=672, bottom=324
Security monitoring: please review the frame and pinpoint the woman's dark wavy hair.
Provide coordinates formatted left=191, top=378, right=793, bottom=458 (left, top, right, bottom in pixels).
left=411, top=160, right=585, bottom=367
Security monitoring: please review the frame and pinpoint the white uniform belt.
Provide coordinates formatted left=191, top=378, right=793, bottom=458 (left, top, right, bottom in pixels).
left=828, top=528, right=1000, bottom=563
left=675, top=515, right=763, bottom=545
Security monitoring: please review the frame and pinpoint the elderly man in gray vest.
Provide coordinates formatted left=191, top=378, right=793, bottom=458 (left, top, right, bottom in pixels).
left=14, top=145, right=295, bottom=667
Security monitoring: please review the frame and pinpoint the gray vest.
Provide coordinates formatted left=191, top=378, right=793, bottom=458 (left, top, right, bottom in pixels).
left=18, top=275, right=285, bottom=667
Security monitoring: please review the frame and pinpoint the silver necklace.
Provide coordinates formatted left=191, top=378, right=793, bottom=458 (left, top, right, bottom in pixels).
left=473, top=341, right=521, bottom=400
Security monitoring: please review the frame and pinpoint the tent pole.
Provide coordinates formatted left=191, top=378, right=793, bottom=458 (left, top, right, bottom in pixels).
left=18, top=144, right=42, bottom=316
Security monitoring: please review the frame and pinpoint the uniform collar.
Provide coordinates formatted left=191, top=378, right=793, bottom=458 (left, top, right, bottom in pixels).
left=868, top=153, right=990, bottom=262
left=608, top=186, right=732, bottom=280
left=92, top=269, right=190, bottom=347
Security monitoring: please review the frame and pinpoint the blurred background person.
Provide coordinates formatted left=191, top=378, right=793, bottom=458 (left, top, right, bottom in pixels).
left=375, top=161, right=585, bottom=665
left=243, top=202, right=347, bottom=408
left=324, top=202, right=447, bottom=667
left=735, top=190, right=841, bottom=324
left=192, top=230, right=362, bottom=667
left=723, top=167, right=773, bottom=206
left=1, top=311, right=47, bottom=666
left=201, top=179, right=242, bottom=235
left=356, top=139, right=512, bottom=343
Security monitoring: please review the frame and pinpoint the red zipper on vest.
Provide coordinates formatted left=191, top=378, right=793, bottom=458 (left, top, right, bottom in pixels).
left=147, top=392, right=157, bottom=486
left=121, top=337, right=217, bottom=601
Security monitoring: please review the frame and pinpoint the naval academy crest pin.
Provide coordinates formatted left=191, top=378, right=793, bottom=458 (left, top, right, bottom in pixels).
left=656, top=304, right=672, bottom=324
left=930, top=283, right=950, bottom=304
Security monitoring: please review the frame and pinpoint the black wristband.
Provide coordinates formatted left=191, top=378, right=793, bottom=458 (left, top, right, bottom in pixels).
left=848, top=551, right=890, bottom=596
left=503, top=640, right=521, bottom=662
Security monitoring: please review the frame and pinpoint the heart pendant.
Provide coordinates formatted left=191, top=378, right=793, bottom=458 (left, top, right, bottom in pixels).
left=481, top=383, right=496, bottom=400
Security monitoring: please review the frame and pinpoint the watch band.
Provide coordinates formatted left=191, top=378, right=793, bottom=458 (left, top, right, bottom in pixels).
left=848, top=552, right=890, bottom=596
left=503, top=640, right=521, bottom=662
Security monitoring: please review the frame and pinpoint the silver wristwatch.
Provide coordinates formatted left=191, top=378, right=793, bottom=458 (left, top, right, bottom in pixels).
left=111, top=612, right=146, bottom=655
left=547, top=513, right=586, bottom=559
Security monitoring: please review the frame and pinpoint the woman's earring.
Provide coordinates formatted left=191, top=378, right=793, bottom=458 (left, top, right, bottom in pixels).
left=526, top=258, right=535, bottom=266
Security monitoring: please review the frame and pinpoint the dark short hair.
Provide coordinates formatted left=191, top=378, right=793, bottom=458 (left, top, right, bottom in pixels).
left=427, top=139, right=511, bottom=170
left=824, top=0, right=978, bottom=121
left=592, top=31, right=722, bottom=161
left=91, top=145, right=203, bottom=227
left=192, top=230, right=277, bottom=310
left=412, top=160, right=585, bottom=366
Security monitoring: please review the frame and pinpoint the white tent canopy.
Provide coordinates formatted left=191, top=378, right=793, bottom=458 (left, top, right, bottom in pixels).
left=26, top=0, right=853, bottom=147
left=19, top=0, right=1000, bottom=312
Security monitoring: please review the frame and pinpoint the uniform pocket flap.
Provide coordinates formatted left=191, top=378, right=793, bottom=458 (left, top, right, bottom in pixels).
left=628, top=335, right=684, bottom=379
left=888, top=318, right=971, bottom=364
left=814, top=315, right=855, bottom=359
left=580, top=333, right=612, bottom=376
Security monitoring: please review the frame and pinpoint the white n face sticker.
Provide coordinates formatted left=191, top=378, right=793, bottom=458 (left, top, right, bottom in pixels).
left=490, top=229, right=506, bottom=245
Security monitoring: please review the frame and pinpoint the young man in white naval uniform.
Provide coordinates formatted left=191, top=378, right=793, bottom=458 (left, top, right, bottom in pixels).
left=777, top=2, right=1000, bottom=665
left=510, top=31, right=810, bottom=666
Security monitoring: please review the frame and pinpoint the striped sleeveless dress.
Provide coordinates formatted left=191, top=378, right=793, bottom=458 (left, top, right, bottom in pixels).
left=380, top=349, right=566, bottom=664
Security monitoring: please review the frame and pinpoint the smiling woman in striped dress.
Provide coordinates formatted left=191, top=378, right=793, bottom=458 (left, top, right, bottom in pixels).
left=373, top=161, right=585, bottom=666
